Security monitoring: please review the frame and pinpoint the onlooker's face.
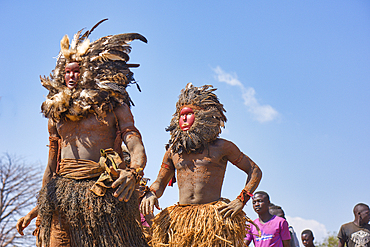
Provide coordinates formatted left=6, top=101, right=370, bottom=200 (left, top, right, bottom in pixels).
left=301, top=233, right=314, bottom=247
left=252, top=194, right=269, bottom=215
left=359, top=206, right=370, bottom=225
left=64, top=62, right=80, bottom=89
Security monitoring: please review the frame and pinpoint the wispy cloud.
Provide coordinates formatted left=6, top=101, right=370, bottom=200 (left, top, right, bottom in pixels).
left=286, top=216, right=329, bottom=244
left=213, top=66, right=279, bottom=123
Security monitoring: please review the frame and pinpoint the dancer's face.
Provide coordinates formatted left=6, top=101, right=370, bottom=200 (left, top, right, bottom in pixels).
left=179, top=107, right=195, bottom=131
left=65, top=62, right=80, bottom=89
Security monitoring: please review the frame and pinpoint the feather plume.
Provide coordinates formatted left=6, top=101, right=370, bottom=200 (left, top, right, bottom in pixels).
left=99, top=51, right=124, bottom=61
left=90, top=51, right=118, bottom=62
left=108, top=33, right=148, bottom=44
left=106, top=49, right=130, bottom=61
left=77, top=38, right=90, bottom=56
left=105, top=44, right=131, bottom=54
left=80, top=18, right=108, bottom=41
left=60, top=35, right=70, bottom=58
left=71, top=29, right=84, bottom=49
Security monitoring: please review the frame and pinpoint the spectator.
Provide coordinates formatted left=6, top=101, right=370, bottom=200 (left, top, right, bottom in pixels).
left=301, top=229, right=315, bottom=247
left=245, top=191, right=291, bottom=247
left=338, top=203, right=370, bottom=247
left=269, top=203, right=300, bottom=247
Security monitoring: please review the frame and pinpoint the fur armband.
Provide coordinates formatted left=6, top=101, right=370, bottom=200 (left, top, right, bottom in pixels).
left=121, top=126, right=142, bottom=140
left=237, top=189, right=253, bottom=205
left=231, top=152, right=244, bottom=165
left=161, top=163, right=175, bottom=170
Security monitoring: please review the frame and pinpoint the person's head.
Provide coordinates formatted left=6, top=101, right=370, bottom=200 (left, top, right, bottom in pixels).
left=64, top=62, right=80, bottom=89
left=252, top=191, right=271, bottom=215
left=301, top=229, right=315, bottom=247
left=353, top=203, right=370, bottom=226
left=269, top=203, right=285, bottom=219
left=41, top=21, right=147, bottom=123
left=166, top=83, right=227, bottom=154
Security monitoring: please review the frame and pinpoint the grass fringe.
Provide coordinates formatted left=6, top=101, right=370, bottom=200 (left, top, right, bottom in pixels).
left=150, top=198, right=252, bottom=247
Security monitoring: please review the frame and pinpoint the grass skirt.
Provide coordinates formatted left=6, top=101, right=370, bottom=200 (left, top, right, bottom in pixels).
left=150, top=198, right=247, bottom=247
left=37, top=176, right=148, bottom=247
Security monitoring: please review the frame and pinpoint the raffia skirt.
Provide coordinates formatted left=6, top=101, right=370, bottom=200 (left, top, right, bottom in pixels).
left=149, top=198, right=248, bottom=247
left=37, top=176, right=148, bottom=247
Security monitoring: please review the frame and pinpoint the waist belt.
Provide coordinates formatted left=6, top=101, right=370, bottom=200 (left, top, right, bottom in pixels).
left=58, top=159, right=105, bottom=180
left=57, top=149, right=122, bottom=196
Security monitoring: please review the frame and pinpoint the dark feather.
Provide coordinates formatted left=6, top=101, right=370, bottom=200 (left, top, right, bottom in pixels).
left=136, top=82, right=141, bottom=92
left=108, top=33, right=148, bottom=44
left=106, top=49, right=130, bottom=61
left=127, top=64, right=140, bottom=68
left=80, top=18, right=108, bottom=41
left=105, top=44, right=131, bottom=54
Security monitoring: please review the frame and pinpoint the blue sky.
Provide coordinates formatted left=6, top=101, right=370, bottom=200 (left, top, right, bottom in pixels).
left=1, top=0, right=369, bottom=244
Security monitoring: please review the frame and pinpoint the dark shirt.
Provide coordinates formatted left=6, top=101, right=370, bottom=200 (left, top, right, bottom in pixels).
left=338, top=222, right=370, bottom=247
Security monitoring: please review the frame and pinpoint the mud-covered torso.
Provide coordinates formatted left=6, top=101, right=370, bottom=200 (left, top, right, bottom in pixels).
left=57, top=112, right=117, bottom=163
left=171, top=138, right=231, bottom=205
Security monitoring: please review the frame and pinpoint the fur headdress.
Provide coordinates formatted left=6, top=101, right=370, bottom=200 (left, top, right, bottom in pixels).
left=166, top=83, right=227, bottom=154
left=41, top=19, right=147, bottom=123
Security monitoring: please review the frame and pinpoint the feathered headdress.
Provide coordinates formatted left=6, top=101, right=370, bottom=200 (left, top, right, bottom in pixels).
left=41, top=19, right=148, bottom=122
left=166, top=83, right=227, bottom=154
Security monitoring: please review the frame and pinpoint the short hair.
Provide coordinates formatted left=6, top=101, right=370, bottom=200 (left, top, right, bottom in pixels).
left=254, top=191, right=270, bottom=202
left=301, top=229, right=314, bottom=239
left=269, top=203, right=285, bottom=217
left=269, top=203, right=281, bottom=210
left=353, top=203, right=369, bottom=215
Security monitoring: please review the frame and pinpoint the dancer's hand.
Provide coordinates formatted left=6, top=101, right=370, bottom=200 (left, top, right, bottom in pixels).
left=112, top=169, right=137, bottom=202
left=16, top=207, right=38, bottom=235
left=17, top=216, right=31, bottom=236
left=218, top=199, right=244, bottom=218
left=140, top=191, right=160, bottom=216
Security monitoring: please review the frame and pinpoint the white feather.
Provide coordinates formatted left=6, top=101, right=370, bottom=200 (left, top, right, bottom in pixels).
left=79, top=90, right=90, bottom=99
left=186, top=82, right=193, bottom=89
left=70, top=32, right=80, bottom=49
left=77, top=39, right=90, bottom=56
